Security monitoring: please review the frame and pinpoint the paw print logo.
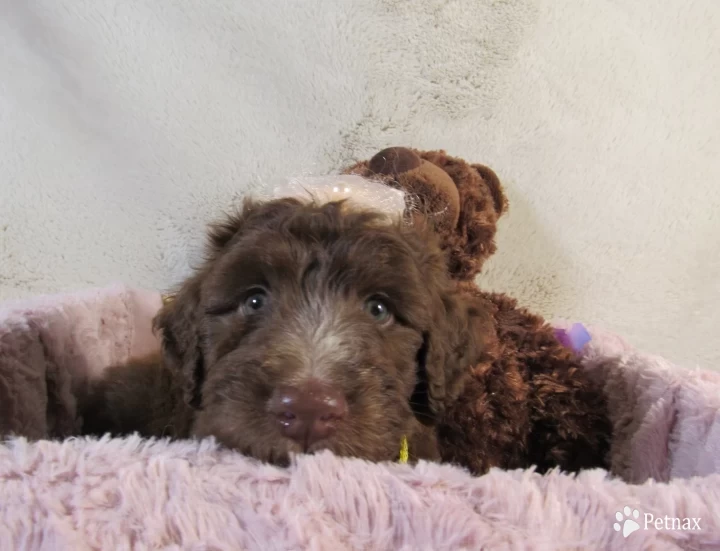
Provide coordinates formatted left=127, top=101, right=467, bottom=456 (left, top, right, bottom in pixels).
left=614, top=506, right=641, bottom=538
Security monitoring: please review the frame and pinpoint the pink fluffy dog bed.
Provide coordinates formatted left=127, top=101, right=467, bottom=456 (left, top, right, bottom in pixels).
left=1, top=285, right=719, bottom=550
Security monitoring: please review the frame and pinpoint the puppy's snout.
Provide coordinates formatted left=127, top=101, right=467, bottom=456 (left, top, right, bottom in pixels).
left=268, top=380, right=348, bottom=448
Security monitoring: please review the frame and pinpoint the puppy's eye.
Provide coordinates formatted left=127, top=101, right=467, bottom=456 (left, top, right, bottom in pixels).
left=364, top=297, right=392, bottom=323
left=242, top=290, right=268, bottom=314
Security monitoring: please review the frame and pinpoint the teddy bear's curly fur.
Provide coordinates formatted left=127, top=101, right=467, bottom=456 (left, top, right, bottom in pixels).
left=346, top=148, right=611, bottom=475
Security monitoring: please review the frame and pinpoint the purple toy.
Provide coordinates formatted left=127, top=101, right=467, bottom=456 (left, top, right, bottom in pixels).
left=553, top=323, right=592, bottom=354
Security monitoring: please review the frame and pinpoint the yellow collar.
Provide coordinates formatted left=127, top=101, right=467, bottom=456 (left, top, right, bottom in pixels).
left=399, top=435, right=409, bottom=464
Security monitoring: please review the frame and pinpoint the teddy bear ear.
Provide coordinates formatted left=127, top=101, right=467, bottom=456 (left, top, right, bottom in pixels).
left=355, top=147, right=462, bottom=242
left=471, top=163, right=508, bottom=218
left=344, top=148, right=508, bottom=281
left=367, top=146, right=423, bottom=175
left=443, top=158, right=509, bottom=280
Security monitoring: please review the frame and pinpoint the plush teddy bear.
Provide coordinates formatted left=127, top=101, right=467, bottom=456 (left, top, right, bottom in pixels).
left=345, top=147, right=612, bottom=475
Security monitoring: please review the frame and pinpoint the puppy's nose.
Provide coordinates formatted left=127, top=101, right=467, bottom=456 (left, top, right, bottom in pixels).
left=268, top=380, right=348, bottom=448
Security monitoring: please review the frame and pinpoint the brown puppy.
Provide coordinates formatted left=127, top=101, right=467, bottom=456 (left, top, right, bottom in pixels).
left=81, top=198, right=494, bottom=465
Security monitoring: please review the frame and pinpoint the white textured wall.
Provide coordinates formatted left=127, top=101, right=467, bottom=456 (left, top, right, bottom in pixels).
left=1, top=0, right=718, bottom=369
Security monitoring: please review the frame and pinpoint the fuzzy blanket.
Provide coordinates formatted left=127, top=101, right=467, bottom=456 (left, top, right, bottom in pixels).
left=1, top=0, right=719, bottom=372
left=1, top=285, right=720, bottom=550
left=0, top=438, right=718, bottom=551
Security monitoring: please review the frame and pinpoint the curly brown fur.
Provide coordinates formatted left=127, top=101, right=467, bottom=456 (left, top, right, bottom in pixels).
left=81, top=198, right=494, bottom=466
left=437, top=284, right=612, bottom=475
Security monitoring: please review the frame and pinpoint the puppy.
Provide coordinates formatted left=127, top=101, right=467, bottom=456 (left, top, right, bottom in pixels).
left=81, top=198, right=494, bottom=465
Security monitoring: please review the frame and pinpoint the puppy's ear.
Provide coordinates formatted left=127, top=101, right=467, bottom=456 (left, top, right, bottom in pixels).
left=153, top=276, right=205, bottom=409
left=153, top=204, right=250, bottom=408
left=412, top=287, right=495, bottom=424
left=154, top=197, right=305, bottom=408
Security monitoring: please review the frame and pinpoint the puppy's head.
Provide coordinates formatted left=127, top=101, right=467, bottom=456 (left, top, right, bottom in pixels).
left=155, top=198, right=492, bottom=464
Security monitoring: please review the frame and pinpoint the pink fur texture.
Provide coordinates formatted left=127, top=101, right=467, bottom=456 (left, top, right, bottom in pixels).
left=0, top=437, right=719, bottom=550
left=0, top=285, right=161, bottom=438
left=0, top=284, right=161, bottom=380
left=1, top=287, right=719, bottom=549
left=553, top=320, right=720, bottom=483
